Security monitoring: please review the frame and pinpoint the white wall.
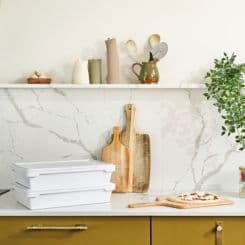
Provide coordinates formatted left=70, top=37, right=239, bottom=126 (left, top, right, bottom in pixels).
left=1, top=0, right=245, bottom=83
left=0, top=0, right=245, bottom=193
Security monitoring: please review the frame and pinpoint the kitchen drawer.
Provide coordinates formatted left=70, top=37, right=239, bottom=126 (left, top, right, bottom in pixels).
left=152, top=217, right=245, bottom=245
left=0, top=217, right=149, bottom=245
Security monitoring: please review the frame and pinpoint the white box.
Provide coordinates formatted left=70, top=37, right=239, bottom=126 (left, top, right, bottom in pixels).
left=13, top=159, right=115, bottom=190
left=15, top=183, right=115, bottom=210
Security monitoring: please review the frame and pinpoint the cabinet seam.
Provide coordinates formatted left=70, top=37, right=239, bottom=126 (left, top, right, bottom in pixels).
left=150, top=216, right=152, bottom=245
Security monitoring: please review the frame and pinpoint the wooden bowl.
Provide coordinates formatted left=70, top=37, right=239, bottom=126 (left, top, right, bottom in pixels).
left=27, top=78, right=52, bottom=84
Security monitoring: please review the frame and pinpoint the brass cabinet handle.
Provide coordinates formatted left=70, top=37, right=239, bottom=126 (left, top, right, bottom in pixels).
left=215, top=221, right=223, bottom=245
left=26, top=224, right=88, bottom=231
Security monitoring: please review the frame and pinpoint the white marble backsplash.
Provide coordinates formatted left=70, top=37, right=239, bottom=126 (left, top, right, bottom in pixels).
left=0, top=88, right=244, bottom=193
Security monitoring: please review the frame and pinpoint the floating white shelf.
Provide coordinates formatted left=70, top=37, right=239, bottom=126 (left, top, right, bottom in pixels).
left=0, top=83, right=206, bottom=89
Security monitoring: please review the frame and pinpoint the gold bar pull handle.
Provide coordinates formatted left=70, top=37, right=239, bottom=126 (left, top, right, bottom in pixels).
left=26, top=224, right=88, bottom=231
left=215, top=221, right=223, bottom=245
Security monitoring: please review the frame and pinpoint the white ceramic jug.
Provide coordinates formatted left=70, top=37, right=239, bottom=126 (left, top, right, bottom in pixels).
left=81, top=60, right=90, bottom=84
left=72, top=59, right=89, bottom=84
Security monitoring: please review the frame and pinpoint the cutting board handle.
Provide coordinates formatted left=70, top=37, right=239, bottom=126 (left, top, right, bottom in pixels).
left=125, top=104, right=136, bottom=134
left=128, top=201, right=162, bottom=208
left=112, top=126, right=120, bottom=142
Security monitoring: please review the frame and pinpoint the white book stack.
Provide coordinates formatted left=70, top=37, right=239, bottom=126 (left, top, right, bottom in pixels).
left=12, top=159, right=115, bottom=210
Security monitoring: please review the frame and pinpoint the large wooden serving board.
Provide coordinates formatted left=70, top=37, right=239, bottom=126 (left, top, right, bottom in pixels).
left=156, top=196, right=233, bottom=209
left=165, top=195, right=223, bottom=205
left=128, top=197, right=233, bottom=209
left=134, top=133, right=150, bottom=192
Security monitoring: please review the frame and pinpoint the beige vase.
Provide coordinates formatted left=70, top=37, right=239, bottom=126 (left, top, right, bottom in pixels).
left=105, top=38, right=120, bottom=83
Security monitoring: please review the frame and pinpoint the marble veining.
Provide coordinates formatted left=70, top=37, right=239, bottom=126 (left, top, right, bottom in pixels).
left=0, top=88, right=244, bottom=193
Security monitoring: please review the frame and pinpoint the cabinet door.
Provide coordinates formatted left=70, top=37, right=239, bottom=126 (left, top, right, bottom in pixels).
left=220, top=217, right=245, bottom=244
left=0, top=217, right=149, bottom=245
left=152, top=217, right=245, bottom=245
left=152, top=217, right=218, bottom=245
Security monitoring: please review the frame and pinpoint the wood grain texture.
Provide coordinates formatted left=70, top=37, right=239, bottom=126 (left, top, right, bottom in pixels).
left=134, top=134, right=150, bottom=192
left=101, top=126, right=129, bottom=192
left=165, top=195, right=229, bottom=205
left=156, top=197, right=233, bottom=209
left=120, top=104, right=136, bottom=192
left=128, top=198, right=233, bottom=209
left=128, top=200, right=189, bottom=209
left=120, top=104, right=150, bottom=193
left=128, top=201, right=163, bottom=208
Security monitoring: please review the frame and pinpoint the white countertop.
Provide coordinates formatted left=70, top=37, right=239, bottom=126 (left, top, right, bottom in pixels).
left=1, top=191, right=245, bottom=216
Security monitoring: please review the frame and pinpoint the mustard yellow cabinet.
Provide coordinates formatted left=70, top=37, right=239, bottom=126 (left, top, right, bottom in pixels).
left=152, top=217, right=245, bottom=245
left=0, top=217, right=150, bottom=245
left=2, top=216, right=245, bottom=245
left=218, top=217, right=245, bottom=245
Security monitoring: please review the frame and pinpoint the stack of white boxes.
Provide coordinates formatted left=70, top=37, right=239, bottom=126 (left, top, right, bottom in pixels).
left=13, top=159, right=115, bottom=210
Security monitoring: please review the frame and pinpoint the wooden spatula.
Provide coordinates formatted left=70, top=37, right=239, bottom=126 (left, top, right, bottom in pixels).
left=101, top=126, right=130, bottom=192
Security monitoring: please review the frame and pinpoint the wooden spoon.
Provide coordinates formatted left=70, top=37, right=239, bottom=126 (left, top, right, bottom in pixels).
left=149, top=34, right=161, bottom=49
left=126, top=40, right=138, bottom=61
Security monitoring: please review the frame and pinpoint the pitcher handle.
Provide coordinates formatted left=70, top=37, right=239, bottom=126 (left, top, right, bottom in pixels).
left=131, top=63, right=142, bottom=79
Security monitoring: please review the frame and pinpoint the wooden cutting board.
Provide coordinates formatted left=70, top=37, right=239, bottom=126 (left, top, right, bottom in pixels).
left=134, top=133, right=151, bottom=192
left=163, top=195, right=228, bottom=205
left=101, top=126, right=130, bottom=192
left=120, top=104, right=151, bottom=193
left=120, top=104, right=136, bottom=192
left=128, top=197, right=233, bottom=209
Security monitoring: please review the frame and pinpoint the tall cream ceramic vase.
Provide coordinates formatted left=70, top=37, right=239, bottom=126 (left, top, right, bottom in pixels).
left=72, top=59, right=89, bottom=84
left=105, top=38, right=120, bottom=83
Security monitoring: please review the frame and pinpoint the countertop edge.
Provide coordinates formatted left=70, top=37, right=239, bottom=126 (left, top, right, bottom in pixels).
left=1, top=213, right=245, bottom=217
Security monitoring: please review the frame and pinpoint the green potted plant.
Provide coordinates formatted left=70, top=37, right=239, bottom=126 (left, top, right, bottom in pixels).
left=204, top=53, right=245, bottom=150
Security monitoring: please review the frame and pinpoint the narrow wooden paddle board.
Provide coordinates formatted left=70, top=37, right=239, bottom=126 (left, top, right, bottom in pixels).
left=120, top=104, right=151, bottom=193
left=101, top=126, right=130, bottom=192
left=120, top=104, right=136, bottom=192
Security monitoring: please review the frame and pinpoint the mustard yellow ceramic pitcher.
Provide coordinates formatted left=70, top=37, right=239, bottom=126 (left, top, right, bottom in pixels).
left=132, top=61, right=159, bottom=84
